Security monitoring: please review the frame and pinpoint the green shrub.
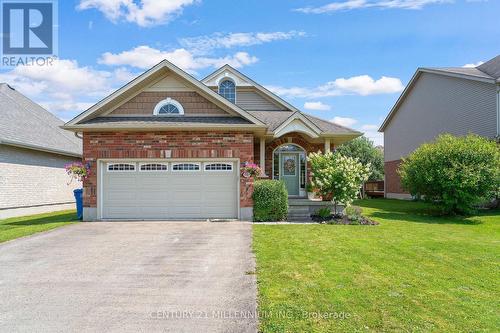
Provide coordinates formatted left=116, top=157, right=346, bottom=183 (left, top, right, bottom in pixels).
left=252, top=180, right=288, bottom=221
left=399, top=134, right=500, bottom=215
left=316, top=207, right=332, bottom=219
left=344, top=205, right=362, bottom=223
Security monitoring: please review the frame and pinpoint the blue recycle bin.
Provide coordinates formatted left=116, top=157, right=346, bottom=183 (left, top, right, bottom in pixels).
left=73, top=189, right=83, bottom=220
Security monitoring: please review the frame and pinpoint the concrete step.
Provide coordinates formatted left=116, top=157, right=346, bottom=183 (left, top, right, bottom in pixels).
left=287, top=214, right=313, bottom=222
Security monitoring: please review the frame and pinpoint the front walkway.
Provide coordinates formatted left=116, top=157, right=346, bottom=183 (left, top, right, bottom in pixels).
left=0, top=222, right=257, bottom=333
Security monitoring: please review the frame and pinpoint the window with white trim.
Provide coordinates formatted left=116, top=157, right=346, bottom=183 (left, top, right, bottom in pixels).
left=107, top=163, right=136, bottom=172
left=153, top=98, right=184, bottom=116
left=139, top=163, right=168, bottom=172
left=218, top=79, right=236, bottom=103
left=172, top=163, right=200, bottom=171
left=204, top=162, right=233, bottom=171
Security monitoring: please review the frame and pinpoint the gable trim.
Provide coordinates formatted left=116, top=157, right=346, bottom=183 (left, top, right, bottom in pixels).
left=64, top=60, right=265, bottom=128
left=202, top=65, right=300, bottom=112
left=273, top=112, right=322, bottom=138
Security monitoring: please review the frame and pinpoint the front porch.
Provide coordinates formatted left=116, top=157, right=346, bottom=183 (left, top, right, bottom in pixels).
left=254, top=131, right=351, bottom=221
left=254, top=132, right=350, bottom=197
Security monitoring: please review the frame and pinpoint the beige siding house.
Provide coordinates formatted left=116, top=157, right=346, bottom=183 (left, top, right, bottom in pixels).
left=380, top=55, right=500, bottom=199
left=0, top=84, right=82, bottom=219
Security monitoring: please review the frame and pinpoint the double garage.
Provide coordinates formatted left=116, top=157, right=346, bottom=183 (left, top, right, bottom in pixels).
left=100, top=160, right=239, bottom=220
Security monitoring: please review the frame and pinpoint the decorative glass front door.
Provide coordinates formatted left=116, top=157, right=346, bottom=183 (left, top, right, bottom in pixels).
left=281, top=153, right=299, bottom=195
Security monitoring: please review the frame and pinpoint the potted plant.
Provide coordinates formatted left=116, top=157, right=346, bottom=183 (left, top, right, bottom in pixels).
left=65, top=162, right=91, bottom=220
left=306, top=183, right=315, bottom=200
left=241, top=162, right=262, bottom=179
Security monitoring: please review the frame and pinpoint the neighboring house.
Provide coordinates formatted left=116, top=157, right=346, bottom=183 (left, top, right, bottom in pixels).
left=379, top=55, right=500, bottom=199
left=62, top=60, right=361, bottom=221
left=0, top=83, right=83, bottom=219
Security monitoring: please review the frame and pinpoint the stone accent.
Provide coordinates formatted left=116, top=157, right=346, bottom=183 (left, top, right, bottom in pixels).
left=82, top=131, right=254, bottom=211
left=109, top=91, right=227, bottom=116
left=384, top=159, right=409, bottom=195
left=256, top=133, right=325, bottom=180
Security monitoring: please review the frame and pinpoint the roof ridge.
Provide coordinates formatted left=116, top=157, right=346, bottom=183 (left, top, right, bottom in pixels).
left=303, top=113, right=360, bottom=133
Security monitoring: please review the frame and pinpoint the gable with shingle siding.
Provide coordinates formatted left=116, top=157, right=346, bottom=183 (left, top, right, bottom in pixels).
left=108, top=91, right=229, bottom=116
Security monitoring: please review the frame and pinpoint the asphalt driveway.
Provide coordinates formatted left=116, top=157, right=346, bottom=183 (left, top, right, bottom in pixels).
left=0, top=222, right=257, bottom=333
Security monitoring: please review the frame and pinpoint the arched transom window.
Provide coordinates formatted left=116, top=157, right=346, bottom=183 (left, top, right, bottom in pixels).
left=218, top=79, right=236, bottom=103
left=153, top=98, right=184, bottom=116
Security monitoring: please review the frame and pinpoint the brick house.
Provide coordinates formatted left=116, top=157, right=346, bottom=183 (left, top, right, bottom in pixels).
left=379, top=55, right=500, bottom=199
left=63, top=60, right=361, bottom=221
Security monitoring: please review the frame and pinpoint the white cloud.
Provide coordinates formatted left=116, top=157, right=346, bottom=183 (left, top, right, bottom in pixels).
left=361, top=124, right=383, bottom=146
left=304, top=101, right=331, bottom=111
left=463, top=61, right=484, bottom=68
left=331, top=116, right=358, bottom=127
left=99, top=46, right=258, bottom=72
left=329, top=118, right=383, bottom=145
left=77, top=0, right=198, bottom=27
left=0, top=59, right=134, bottom=116
left=268, top=75, right=403, bottom=98
left=179, top=31, right=306, bottom=54
left=295, top=0, right=452, bottom=14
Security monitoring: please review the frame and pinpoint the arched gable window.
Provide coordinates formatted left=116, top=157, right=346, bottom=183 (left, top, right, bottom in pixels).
left=218, top=79, right=236, bottom=103
left=153, top=98, right=184, bottom=116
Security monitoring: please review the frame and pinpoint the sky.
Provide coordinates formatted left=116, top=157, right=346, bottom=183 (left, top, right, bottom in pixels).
left=1, top=0, right=499, bottom=145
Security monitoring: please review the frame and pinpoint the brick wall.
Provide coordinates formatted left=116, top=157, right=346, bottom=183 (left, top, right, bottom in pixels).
left=255, top=133, right=325, bottom=180
left=110, top=91, right=227, bottom=116
left=385, top=159, right=408, bottom=194
left=82, top=131, right=254, bottom=209
left=0, top=145, right=80, bottom=209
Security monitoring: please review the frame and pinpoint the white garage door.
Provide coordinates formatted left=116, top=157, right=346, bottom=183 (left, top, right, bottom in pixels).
left=101, top=161, right=238, bottom=220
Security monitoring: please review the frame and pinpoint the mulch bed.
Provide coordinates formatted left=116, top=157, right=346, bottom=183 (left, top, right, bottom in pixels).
left=311, top=214, right=379, bottom=225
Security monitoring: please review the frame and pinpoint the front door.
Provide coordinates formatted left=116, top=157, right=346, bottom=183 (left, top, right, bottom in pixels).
left=281, top=153, right=299, bottom=195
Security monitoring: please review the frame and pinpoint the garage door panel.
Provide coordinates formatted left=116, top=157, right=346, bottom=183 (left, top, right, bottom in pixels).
left=170, top=176, right=202, bottom=186
left=136, top=176, right=170, bottom=187
left=106, top=177, right=137, bottom=189
left=203, top=176, right=234, bottom=185
left=102, top=161, right=238, bottom=220
left=105, top=191, right=137, bottom=202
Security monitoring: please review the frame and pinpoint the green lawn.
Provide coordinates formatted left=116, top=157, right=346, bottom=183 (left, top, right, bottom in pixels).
left=0, top=210, right=78, bottom=243
left=253, top=199, right=500, bottom=332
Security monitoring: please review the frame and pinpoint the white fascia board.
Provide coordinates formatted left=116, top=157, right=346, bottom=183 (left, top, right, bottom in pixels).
left=273, top=112, right=322, bottom=138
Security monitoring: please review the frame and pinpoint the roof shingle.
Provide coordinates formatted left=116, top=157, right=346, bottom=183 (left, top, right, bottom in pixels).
left=0, top=83, right=82, bottom=156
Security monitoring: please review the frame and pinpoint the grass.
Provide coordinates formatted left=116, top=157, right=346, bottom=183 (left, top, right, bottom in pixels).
left=253, top=199, right=500, bottom=332
left=0, top=210, right=78, bottom=243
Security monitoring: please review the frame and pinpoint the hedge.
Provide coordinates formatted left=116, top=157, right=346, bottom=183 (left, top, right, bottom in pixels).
left=252, top=180, right=288, bottom=222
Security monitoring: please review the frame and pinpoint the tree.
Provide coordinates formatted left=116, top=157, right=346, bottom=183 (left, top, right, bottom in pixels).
left=399, top=134, right=500, bottom=215
left=309, top=152, right=370, bottom=213
left=336, top=136, right=384, bottom=180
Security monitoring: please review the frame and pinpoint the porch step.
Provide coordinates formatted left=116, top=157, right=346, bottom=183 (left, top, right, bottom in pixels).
left=287, top=206, right=312, bottom=222
left=287, top=198, right=342, bottom=222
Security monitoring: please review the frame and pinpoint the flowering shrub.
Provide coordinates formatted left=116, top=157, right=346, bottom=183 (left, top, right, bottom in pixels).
left=241, top=162, right=262, bottom=179
left=309, top=152, right=370, bottom=212
left=65, top=162, right=91, bottom=184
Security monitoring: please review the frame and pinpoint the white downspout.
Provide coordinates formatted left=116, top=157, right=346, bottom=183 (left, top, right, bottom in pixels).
left=496, top=84, right=499, bottom=139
